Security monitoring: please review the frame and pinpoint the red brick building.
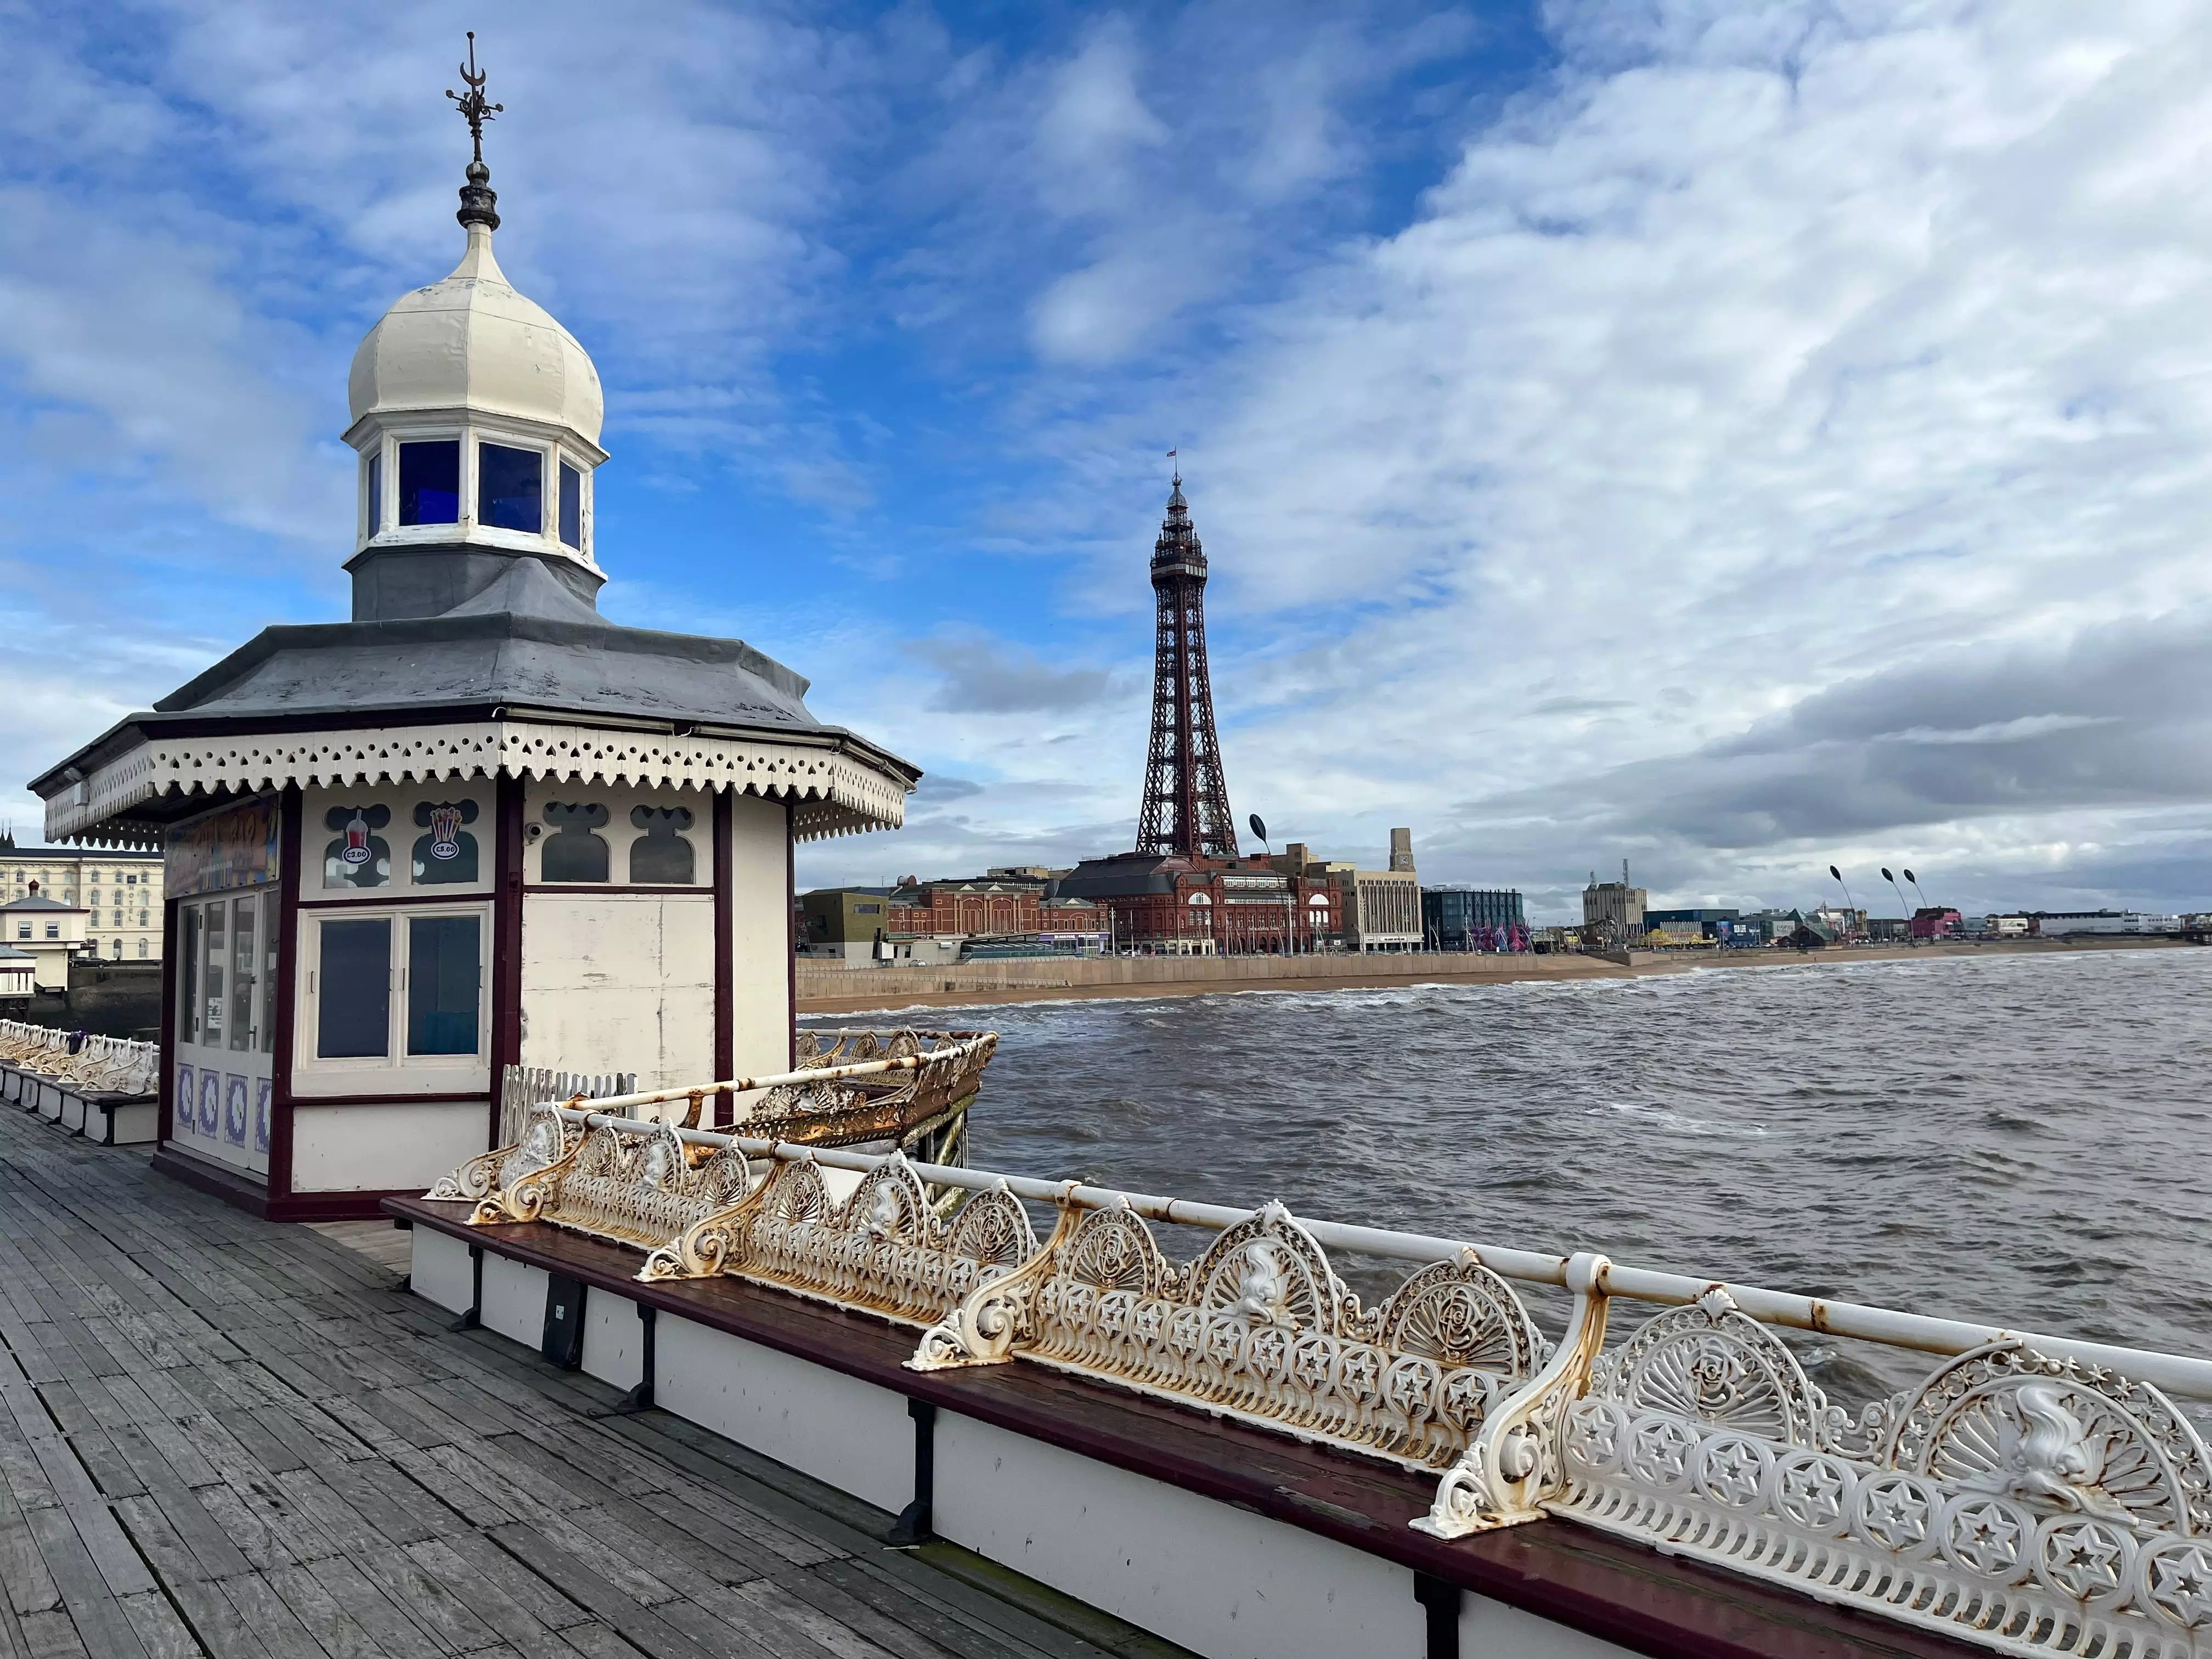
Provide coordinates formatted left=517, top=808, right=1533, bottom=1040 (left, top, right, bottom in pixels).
left=1048, top=853, right=1338, bottom=954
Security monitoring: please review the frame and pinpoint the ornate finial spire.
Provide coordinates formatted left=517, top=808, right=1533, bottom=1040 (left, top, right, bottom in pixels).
left=446, top=32, right=504, bottom=232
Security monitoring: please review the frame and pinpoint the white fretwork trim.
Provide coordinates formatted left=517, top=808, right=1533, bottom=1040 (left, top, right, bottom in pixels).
left=46, top=718, right=909, bottom=847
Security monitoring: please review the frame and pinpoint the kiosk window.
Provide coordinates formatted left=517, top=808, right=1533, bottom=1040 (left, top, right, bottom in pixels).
left=317, top=918, right=391, bottom=1059
left=408, top=916, right=482, bottom=1056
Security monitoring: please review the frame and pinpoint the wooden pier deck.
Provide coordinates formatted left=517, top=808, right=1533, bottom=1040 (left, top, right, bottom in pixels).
left=0, top=1108, right=1187, bottom=1659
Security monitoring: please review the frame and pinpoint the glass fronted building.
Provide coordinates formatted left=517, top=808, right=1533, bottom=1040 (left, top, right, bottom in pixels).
left=1420, top=887, right=1526, bottom=951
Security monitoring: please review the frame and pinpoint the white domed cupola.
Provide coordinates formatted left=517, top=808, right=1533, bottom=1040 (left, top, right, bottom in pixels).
left=341, top=40, right=610, bottom=620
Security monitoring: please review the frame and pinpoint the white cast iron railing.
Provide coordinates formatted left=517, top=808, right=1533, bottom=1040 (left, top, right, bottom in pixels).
left=425, top=1097, right=2212, bottom=1659
left=0, top=1020, right=158, bottom=1097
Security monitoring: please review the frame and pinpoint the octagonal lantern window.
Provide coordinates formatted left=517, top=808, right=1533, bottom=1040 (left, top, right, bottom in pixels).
left=399, top=441, right=460, bottom=525
left=479, top=443, right=543, bottom=533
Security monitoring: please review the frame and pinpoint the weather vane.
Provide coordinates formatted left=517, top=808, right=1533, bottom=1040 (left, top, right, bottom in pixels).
left=445, top=32, right=503, bottom=165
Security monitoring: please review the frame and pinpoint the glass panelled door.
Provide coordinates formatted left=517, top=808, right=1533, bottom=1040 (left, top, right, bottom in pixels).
left=173, top=892, right=274, bottom=1176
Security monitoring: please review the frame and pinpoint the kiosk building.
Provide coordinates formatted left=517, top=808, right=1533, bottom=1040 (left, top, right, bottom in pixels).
left=26, top=122, right=915, bottom=1220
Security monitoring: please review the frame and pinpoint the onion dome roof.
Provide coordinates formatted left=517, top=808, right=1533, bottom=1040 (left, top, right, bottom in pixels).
left=347, top=218, right=603, bottom=446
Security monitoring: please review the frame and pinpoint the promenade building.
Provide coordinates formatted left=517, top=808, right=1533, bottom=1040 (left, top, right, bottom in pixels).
left=1643, top=905, right=1737, bottom=944
left=1581, top=866, right=1646, bottom=943
left=2034, top=909, right=2181, bottom=935
left=800, top=878, right=1107, bottom=961
left=0, top=833, right=164, bottom=961
left=1052, top=853, right=1334, bottom=953
left=1249, top=833, right=1425, bottom=951
left=0, top=891, right=86, bottom=989
left=1422, top=885, right=1527, bottom=951
left=24, top=109, right=913, bottom=1218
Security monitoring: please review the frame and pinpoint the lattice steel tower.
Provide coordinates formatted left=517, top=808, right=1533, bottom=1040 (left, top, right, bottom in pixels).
left=1136, top=470, right=1239, bottom=858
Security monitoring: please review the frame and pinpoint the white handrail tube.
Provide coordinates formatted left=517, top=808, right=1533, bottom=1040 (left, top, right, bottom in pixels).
left=556, top=1107, right=2212, bottom=1400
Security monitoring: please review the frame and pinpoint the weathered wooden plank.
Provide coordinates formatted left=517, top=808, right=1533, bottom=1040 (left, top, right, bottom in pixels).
left=110, top=1493, right=205, bottom=1585
left=17, top=1511, right=149, bottom=1659
left=642, top=1596, right=798, bottom=1659
left=0, top=1110, right=1176, bottom=1659
left=812, top=1554, right=1151, bottom=1659
left=425, top=1530, right=599, bottom=1634
left=484, top=1523, right=718, bottom=1659
left=693, top=1580, right=899, bottom=1659
left=262, top=1565, right=391, bottom=1659
left=403, top=1538, right=595, bottom=1659
left=9, top=1415, right=159, bottom=1599
left=349, top=1543, right=506, bottom=1655
left=121, top=1418, right=224, bottom=1493
left=114, top=1590, right=203, bottom=1659
left=212, top=1571, right=330, bottom=1659
left=0, top=1474, right=62, bottom=1617
left=14, top=1607, right=92, bottom=1659
left=191, top=1475, right=308, bottom=1574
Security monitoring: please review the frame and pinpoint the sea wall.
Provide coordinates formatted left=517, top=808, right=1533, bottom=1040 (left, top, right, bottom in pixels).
left=795, top=947, right=1625, bottom=1011
left=794, top=935, right=2191, bottom=1012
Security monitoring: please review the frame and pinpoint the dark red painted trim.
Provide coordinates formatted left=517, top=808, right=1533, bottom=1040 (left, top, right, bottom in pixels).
left=153, top=1144, right=269, bottom=1214
left=713, top=788, right=735, bottom=1126
left=289, top=1090, right=489, bottom=1108
left=154, top=1142, right=420, bottom=1222
left=268, top=785, right=303, bottom=1201
left=392, top=1200, right=1988, bottom=1659
left=488, top=772, right=525, bottom=1150
left=156, top=894, right=178, bottom=1144
left=785, top=798, right=797, bottom=1071
left=296, top=891, right=494, bottom=910
left=268, top=1186, right=421, bottom=1223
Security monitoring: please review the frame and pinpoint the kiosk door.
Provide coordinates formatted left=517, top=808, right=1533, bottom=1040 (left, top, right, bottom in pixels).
left=173, top=891, right=275, bottom=1176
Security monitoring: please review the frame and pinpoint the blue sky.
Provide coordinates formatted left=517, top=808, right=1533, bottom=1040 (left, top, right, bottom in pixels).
left=10, top=1, right=2212, bottom=921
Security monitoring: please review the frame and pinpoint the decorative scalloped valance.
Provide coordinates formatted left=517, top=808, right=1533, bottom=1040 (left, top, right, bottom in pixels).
left=45, top=718, right=908, bottom=849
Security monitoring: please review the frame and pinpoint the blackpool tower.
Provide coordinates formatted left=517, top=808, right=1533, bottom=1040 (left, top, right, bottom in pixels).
left=1135, top=470, right=1239, bottom=859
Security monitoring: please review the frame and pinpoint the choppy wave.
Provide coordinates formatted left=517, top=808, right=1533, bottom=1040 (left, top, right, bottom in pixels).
left=820, top=947, right=2212, bottom=1368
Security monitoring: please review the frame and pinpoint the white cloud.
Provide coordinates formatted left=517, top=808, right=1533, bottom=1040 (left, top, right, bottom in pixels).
left=1111, top=0, right=2212, bottom=910
left=14, top=0, right=2212, bottom=920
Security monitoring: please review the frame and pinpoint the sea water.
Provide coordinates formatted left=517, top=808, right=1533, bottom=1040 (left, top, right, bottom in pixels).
left=822, top=946, right=2212, bottom=1396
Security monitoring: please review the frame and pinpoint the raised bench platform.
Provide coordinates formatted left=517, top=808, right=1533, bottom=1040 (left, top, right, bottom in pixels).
left=1, top=1058, right=157, bottom=1144
left=392, top=1195, right=1988, bottom=1659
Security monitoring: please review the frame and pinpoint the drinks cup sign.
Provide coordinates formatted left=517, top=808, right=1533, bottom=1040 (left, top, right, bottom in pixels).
left=427, top=803, right=464, bottom=861
left=341, top=810, right=373, bottom=866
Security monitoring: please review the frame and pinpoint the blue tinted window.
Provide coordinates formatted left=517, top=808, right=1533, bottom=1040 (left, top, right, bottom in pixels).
left=559, top=462, right=582, bottom=548
left=398, top=442, right=460, bottom=525
left=479, top=443, right=543, bottom=532
left=317, top=918, right=390, bottom=1058
left=366, top=452, right=383, bottom=534
left=407, top=915, right=481, bottom=1055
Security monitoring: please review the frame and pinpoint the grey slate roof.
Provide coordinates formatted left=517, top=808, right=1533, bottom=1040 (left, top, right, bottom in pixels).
left=0, top=895, right=82, bottom=912
left=152, top=559, right=820, bottom=731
